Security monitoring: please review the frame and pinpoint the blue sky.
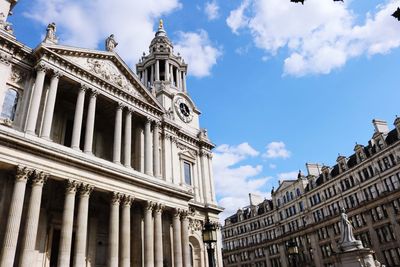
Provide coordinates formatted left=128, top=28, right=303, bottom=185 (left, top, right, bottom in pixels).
left=9, top=0, right=400, bottom=219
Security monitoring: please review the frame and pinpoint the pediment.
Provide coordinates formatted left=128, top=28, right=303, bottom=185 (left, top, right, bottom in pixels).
left=275, top=180, right=295, bottom=193
left=178, top=149, right=197, bottom=161
left=42, top=45, right=163, bottom=111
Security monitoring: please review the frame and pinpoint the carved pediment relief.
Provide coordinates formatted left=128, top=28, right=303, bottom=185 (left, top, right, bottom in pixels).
left=64, top=55, right=143, bottom=100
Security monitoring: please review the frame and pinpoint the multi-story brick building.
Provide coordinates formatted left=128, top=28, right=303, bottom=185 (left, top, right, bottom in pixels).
left=222, top=118, right=400, bottom=267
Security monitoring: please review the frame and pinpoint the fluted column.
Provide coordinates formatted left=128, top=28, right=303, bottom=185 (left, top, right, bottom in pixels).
left=26, top=64, right=47, bottom=134
left=121, top=195, right=133, bottom=267
left=84, top=89, right=98, bottom=154
left=124, top=109, right=132, bottom=167
left=20, top=171, right=48, bottom=267
left=108, top=192, right=121, bottom=267
left=58, top=180, right=79, bottom=267
left=144, top=201, right=154, bottom=267
left=181, top=211, right=190, bottom=267
left=0, top=166, right=32, bottom=267
left=71, top=85, right=87, bottom=150
left=173, top=209, right=183, bottom=267
left=144, top=118, right=153, bottom=176
left=41, top=71, right=61, bottom=139
left=73, top=184, right=94, bottom=267
left=154, top=204, right=164, bottom=267
left=153, top=122, right=161, bottom=178
left=155, top=60, right=160, bottom=81
left=113, top=103, right=123, bottom=164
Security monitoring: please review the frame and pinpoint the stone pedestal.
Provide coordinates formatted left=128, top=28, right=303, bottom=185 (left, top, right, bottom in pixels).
left=336, top=248, right=377, bottom=267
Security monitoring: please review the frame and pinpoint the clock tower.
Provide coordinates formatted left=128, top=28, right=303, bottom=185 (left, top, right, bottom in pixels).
left=136, top=20, right=201, bottom=135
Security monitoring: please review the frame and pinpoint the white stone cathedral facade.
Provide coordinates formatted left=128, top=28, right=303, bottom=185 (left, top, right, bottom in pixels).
left=0, top=1, right=223, bottom=266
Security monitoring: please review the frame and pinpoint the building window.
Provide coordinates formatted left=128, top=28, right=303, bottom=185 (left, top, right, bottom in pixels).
left=1, top=88, right=19, bottom=121
left=183, top=161, right=192, bottom=185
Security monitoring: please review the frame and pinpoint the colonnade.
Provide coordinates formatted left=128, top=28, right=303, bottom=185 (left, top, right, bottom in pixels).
left=25, top=64, right=163, bottom=177
left=139, top=59, right=187, bottom=92
left=0, top=165, right=192, bottom=267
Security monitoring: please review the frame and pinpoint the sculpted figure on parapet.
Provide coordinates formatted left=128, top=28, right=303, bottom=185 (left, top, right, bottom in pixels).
left=105, top=34, right=118, bottom=52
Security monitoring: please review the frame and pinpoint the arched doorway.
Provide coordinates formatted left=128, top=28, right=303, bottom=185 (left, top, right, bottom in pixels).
left=189, top=235, right=203, bottom=267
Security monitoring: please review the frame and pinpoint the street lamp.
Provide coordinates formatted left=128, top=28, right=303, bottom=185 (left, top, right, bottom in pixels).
left=287, top=240, right=299, bottom=267
left=203, top=218, right=217, bottom=267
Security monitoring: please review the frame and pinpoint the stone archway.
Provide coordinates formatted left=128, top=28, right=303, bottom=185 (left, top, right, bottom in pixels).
left=189, top=235, right=203, bottom=267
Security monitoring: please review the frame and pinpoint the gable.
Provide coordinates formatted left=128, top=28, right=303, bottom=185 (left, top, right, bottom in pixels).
left=42, top=45, right=164, bottom=111
left=275, top=180, right=295, bottom=194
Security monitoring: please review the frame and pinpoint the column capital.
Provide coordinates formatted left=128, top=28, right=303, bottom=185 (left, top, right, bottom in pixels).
left=153, top=120, right=162, bottom=129
left=80, top=84, right=89, bottom=92
left=16, top=165, right=32, bottom=182
left=79, top=183, right=94, bottom=197
left=66, top=180, right=79, bottom=194
left=117, top=102, right=125, bottom=110
left=180, top=209, right=189, bottom=219
left=144, top=200, right=154, bottom=211
left=173, top=208, right=182, bottom=218
left=35, top=62, right=48, bottom=73
left=52, top=70, right=63, bottom=79
left=32, top=170, right=48, bottom=186
left=89, top=88, right=99, bottom=98
left=122, top=195, right=134, bottom=206
left=153, top=203, right=165, bottom=214
left=111, top=192, right=122, bottom=205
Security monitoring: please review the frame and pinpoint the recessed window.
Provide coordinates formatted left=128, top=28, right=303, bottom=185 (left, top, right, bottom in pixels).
left=184, top=162, right=192, bottom=185
left=1, top=88, right=19, bottom=121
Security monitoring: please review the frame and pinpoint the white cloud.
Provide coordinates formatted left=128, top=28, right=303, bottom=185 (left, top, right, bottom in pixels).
left=24, top=0, right=220, bottom=78
left=263, top=141, right=291, bottom=159
left=227, top=0, right=400, bottom=76
left=174, top=30, right=222, bottom=77
left=226, top=0, right=250, bottom=34
left=205, top=1, right=219, bottom=21
left=213, top=143, right=271, bottom=220
left=269, top=163, right=277, bottom=169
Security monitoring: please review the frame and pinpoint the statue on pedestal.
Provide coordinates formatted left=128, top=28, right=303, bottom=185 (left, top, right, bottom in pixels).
left=105, top=34, right=118, bottom=52
left=44, top=22, right=58, bottom=44
left=338, top=207, right=363, bottom=251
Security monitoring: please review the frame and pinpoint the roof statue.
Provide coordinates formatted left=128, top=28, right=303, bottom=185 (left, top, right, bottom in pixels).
left=105, top=34, right=118, bottom=52
left=44, top=22, right=58, bottom=44
left=338, top=207, right=363, bottom=251
left=159, top=19, right=164, bottom=30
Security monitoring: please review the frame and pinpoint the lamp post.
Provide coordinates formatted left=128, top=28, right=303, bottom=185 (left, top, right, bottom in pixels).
left=287, top=240, right=299, bottom=267
left=203, top=218, right=217, bottom=267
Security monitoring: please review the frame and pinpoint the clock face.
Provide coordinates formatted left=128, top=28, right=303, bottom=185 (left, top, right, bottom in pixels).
left=174, top=97, right=193, bottom=123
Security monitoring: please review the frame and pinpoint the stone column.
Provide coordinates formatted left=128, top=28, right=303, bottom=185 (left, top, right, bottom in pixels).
left=181, top=211, right=190, bottom=267
left=173, top=209, right=183, bottom=267
left=144, top=118, right=153, bottom=176
left=144, top=69, right=148, bottom=87
left=71, top=85, right=87, bottom=150
left=20, top=171, right=48, bottom=267
left=200, top=151, right=211, bottom=203
left=207, top=154, right=217, bottom=203
left=0, top=166, right=32, bottom=267
left=41, top=71, right=61, bottom=139
left=155, top=60, right=160, bottom=81
left=153, top=122, right=161, bottom=178
left=150, top=65, right=154, bottom=85
left=73, top=184, right=94, bottom=267
left=124, top=109, right=132, bottom=168
left=170, top=65, right=174, bottom=85
left=121, top=195, right=133, bottom=267
left=26, top=64, right=47, bottom=134
left=84, top=89, right=98, bottom=154
left=144, top=201, right=154, bottom=267
left=182, top=72, right=187, bottom=92
left=58, top=180, right=79, bottom=267
left=154, top=204, right=164, bottom=267
left=113, top=103, right=123, bottom=164
left=108, top=192, right=121, bottom=267
left=175, top=68, right=179, bottom=90
left=165, top=60, right=169, bottom=82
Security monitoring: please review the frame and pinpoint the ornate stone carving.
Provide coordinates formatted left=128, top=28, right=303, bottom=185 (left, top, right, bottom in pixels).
left=153, top=203, right=165, bottom=214
left=32, top=171, right=48, bottom=186
left=173, top=208, right=182, bottom=218
left=105, top=34, right=118, bottom=52
left=44, top=22, right=58, bottom=44
left=35, top=62, right=48, bottom=73
left=65, top=180, right=79, bottom=194
left=338, top=207, right=363, bottom=251
left=122, top=195, right=134, bottom=206
left=0, top=12, right=13, bottom=34
left=79, top=183, right=94, bottom=197
left=16, top=165, right=32, bottom=182
left=189, top=219, right=203, bottom=232
left=0, top=52, right=11, bottom=66
left=111, top=192, right=122, bottom=204
left=144, top=200, right=154, bottom=211
left=89, top=88, right=99, bottom=98
left=10, top=66, right=26, bottom=86
left=80, top=84, right=88, bottom=92
left=52, top=70, right=63, bottom=79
